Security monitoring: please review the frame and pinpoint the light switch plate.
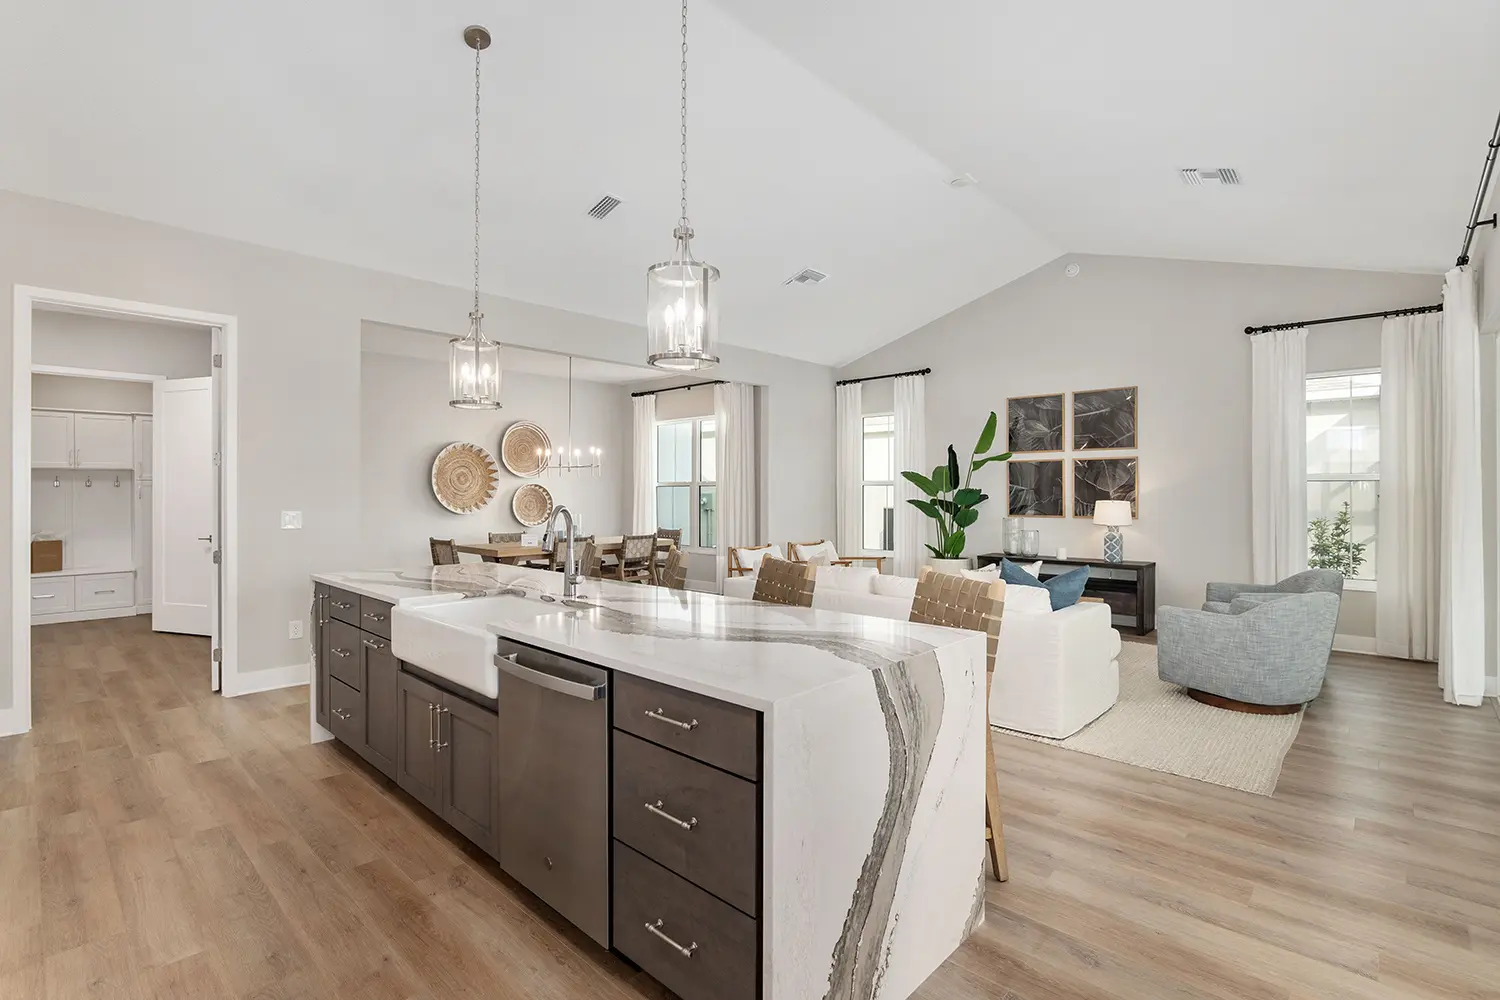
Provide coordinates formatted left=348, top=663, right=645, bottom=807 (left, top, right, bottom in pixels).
left=280, top=510, right=303, bottom=530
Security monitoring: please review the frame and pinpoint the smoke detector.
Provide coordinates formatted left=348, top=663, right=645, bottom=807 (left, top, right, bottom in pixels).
left=585, top=194, right=623, bottom=219
left=783, top=267, right=828, bottom=286
left=1179, top=168, right=1242, bottom=187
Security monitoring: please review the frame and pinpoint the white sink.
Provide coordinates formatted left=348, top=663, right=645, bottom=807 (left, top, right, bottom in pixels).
left=392, top=596, right=536, bottom=699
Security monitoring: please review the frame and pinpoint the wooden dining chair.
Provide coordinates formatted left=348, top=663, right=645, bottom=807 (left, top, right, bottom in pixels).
left=658, top=545, right=687, bottom=590
left=429, top=538, right=460, bottom=566
left=750, top=556, right=815, bottom=607
left=611, top=534, right=657, bottom=583
left=575, top=539, right=603, bottom=580
left=908, top=568, right=1009, bottom=882
left=488, top=532, right=522, bottom=544
left=654, top=527, right=684, bottom=581
left=546, top=534, right=593, bottom=571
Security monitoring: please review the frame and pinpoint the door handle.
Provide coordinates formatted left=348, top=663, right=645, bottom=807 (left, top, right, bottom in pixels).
left=435, top=706, right=450, bottom=750
left=198, top=535, right=214, bottom=543
left=428, top=702, right=436, bottom=748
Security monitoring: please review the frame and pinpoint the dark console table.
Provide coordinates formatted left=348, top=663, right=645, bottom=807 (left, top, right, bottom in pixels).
left=975, top=554, right=1157, bottom=636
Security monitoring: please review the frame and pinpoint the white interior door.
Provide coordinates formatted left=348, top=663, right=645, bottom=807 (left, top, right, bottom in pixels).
left=153, top=378, right=214, bottom=636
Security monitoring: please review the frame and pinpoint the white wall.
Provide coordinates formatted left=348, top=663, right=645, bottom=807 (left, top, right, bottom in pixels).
left=836, top=253, right=1443, bottom=622
left=0, top=189, right=833, bottom=707
left=31, top=374, right=152, bottom=412
left=360, top=348, right=630, bottom=566
left=33, top=310, right=212, bottom=377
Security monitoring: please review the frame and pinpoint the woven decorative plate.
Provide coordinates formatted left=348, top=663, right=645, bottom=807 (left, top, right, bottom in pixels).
left=511, top=483, right=555, bottom=527
left=500, top=421, right=550, bottom=478
left=431, top=442, right=499, bottom=514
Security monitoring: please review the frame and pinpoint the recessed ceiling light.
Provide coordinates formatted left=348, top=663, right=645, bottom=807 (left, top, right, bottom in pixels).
left=947, top=173, right=979, bottom=188
left=783, top=267, right=828, bottom=286
left=1179, top=168, right=1242, bottom=187
left=1064, top=263, right=1081, bottom=278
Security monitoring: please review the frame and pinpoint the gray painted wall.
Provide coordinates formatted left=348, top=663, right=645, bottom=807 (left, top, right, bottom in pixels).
left=32, top=374, right=153, bottom=412
left=836, top=253, right=1444, bottom=629
left=33, top=310, right=212, bottom=378
left=360, top=350, right=631, bottom=567
left=0, top=189, right=833, bottom=708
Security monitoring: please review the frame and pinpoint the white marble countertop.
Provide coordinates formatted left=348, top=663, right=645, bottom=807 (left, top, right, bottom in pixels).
left=312, top=565, right=979, bottom=709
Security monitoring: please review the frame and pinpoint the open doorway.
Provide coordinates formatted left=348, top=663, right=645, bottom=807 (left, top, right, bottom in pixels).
left=6, top=287, right=239, bottom=737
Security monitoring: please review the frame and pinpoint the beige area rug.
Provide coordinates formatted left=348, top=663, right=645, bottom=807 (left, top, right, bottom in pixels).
left=996, top=641, right=1303, bottom=795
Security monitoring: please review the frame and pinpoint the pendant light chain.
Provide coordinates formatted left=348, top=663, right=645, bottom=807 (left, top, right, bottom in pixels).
left=472, top=41, right=483, bottom=316
left=678, top=0, right=689, bottom=229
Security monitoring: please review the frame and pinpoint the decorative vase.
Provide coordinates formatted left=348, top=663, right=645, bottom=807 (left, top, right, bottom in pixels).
left=1019, top=530, right=1040, bottom=557
left=927, top=557, right=970, bottom=576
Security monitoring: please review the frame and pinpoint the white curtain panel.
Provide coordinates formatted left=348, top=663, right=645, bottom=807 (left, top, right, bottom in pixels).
left=892, top=374, right=927, bottom=578
left=834, top=382, right=864, bottom=558
left=1376, top=313, right=1442, bottom=661
left=714, top=382, right=757, bottom=583
left=1438, top=267, right=1486, bottom=706
left=1250, top=327, right=1309, bottom=584
left=630, top=393, right=657, bottom=534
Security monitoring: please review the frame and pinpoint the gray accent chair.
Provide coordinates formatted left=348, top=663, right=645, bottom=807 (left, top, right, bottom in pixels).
left=1157, top=591, right=1341, bottom=710
left=1201, top=569, right=1344, bottom=615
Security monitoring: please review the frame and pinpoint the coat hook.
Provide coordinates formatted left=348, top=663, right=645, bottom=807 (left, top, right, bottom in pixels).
left=52, top=475, right=61, bottom=488
left=84, top=476, right=92, bottom=488
left=114, top=475, right=121, bottom=487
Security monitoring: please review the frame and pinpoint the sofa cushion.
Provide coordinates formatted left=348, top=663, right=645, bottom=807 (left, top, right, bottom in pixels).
left=733, top=545, right=784, bottom=572
left=871, top=574, right=918, bottom=599
left=1000, top=559, right=1089, bottom=611
left=790, top=540, right=839, bottom=564
left=1001, top=583, right=1053, bottom=615
left=814, top=564, right=879, bottom=593
left=964, top=560, right=1040, bottom=581
left=811, top=589, right=914, bottom=619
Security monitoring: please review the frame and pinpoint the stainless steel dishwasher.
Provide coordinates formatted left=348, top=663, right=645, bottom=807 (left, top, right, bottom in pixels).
left=495, top=638, right=611, bottom=947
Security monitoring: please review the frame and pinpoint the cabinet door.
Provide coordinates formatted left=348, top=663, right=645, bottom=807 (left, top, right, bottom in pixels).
left=360, top=639, right=398, bottom=778
left=441, top=694, right=499, bottom=856
left=134, top=416, right=153, bottom=480
left=313, top=587, right=329, bottom=730
left=134, top=480, right=152, bottom=606
left=395, top=672, right=444, bottom=815
left=73, top=413, right=134, bottom=469
left=32, top=411, right=73, bottom=468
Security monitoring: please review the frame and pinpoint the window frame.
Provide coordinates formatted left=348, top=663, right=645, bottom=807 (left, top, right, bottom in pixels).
left=1305, top=367, right=1379, bottom=591
left=654, top=416, right=717, bottom=553
left=860, top=412, right=896, bottom=556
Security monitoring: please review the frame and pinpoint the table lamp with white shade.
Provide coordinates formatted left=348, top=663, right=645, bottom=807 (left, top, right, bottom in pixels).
left=1093, top=500, right=1133, bottom=563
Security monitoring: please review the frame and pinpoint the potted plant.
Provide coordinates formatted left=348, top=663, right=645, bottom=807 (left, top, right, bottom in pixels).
left=901, top=412, right=1011, bottom=574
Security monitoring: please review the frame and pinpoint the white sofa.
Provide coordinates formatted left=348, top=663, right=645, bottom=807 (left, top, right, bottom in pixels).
left=723, top=563, right=1120, bottom=738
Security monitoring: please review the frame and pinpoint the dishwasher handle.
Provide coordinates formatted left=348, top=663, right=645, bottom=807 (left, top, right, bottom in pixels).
left=497, top=652, right=607, bottom=701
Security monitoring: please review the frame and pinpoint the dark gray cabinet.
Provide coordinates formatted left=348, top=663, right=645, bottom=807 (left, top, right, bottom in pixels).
left=313, top=585, right=329, bottom=730
left=360, top=639, right=399, bottom=775
left=394, top=671, right=498, bottom=857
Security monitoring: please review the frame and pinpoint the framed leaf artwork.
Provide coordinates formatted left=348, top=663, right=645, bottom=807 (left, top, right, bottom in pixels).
left=1007, top=393, right=1064, bottom=453
left=1072, top=386, right=1137, bottom=450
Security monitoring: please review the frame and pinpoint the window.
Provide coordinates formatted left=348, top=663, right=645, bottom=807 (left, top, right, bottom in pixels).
left=1306, top=371, right=1378, bottom=584
left=656, top=417, right=716, bottom=548
left=862, top=413, right=895, bottom=552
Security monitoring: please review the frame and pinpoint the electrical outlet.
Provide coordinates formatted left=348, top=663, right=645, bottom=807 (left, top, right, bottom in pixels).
left=288, top=620, right=304, bottom=640
left=281, top=510, right=303, bottom=530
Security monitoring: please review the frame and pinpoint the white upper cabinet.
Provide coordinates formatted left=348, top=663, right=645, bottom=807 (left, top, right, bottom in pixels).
left=32, top=410, right=74, bottom=468
left=73, top=413, right=134, bottom=469
left=134, top=415, right=153, bottom=480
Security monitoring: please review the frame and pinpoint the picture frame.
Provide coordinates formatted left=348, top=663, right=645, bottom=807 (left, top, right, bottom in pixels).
left=1007, top=459, right=1066, bottom=517
left=1072, top=386, right=1138, bottom=450
left=1072, top=457, right=1138, bottom=518
left=1006, top=393, right=1065, bottom=453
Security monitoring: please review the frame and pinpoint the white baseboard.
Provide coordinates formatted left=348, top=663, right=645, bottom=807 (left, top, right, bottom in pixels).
left=227, top=660, right=308, bottom=697
left=1486, top=675, right=1498, bottom=699
left=134, top=603, right=151, bottom=615
left=30, top=606, right=138, bottom=627
left=1333, top=633, right=1378, bottom=655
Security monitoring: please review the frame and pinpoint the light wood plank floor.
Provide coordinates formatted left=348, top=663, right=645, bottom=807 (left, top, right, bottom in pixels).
left=2, top=616, right=1496, bottom=999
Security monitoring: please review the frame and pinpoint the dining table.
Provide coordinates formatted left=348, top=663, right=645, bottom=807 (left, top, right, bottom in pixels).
left=455, top=536, right=673, bottom=566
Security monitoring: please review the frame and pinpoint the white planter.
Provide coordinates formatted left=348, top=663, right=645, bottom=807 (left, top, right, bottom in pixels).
left=927, top=557, right=970, bottom=576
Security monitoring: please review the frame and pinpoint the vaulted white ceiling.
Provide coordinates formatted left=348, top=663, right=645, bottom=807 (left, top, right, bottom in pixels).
left=1, top=1, right=1495, bottom=366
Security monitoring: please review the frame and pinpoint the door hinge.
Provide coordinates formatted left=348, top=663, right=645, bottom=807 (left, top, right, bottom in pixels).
left=212, top=648, right=222, bottom=663
left=212, top=550, right=221, bottom=565
left=212, top=353, right=223, bottom=369
left=213, top=451, right=221, bottom=468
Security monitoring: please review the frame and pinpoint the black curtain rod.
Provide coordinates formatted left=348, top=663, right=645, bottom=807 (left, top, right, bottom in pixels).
left=630, top=379, right=727, bottom=398
left=834, top=366, right=932, bottom=387
left=1455, top=108, right=1500, bottom=267
left=1244, top=303, right=1442, bottom=336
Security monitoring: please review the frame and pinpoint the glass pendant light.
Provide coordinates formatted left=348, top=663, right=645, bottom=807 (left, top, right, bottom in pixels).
left=645, top=0, right=719, bottom=371
left=449, top=25, right=502, bottom=409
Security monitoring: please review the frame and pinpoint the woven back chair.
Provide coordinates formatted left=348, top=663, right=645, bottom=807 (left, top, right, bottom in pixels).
left=488, top=531, right=522, bottom=544
left=429, top=537, right=460, bottom=566
left=575, top=539, right=603, bottom=580
left=612, top=533, right=657, bottom=583
left=908, top=568, right=1009, bottom=882
left=655, top=527, right=683, bottom=547
left=658, top=545, right=687, bottom=590
left=751, top=556, right=815, bottom=608
left=546, top=533, right=593, bottom=571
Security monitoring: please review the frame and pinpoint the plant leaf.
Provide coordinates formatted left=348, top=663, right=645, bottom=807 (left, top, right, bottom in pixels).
left=954, top=508, right=978, bottom=528
left=908, top=498, right=941, bottom=520
left=971, top=451, right=1013, bottom=472
left=925, top=544, right=943, bottom=558
left=947, top=527, right=966, bottom=557
left=974, top=411, right=998, bottom=455
left=946, top=446, right=960, bottom=493
left=901, top=470, right=939, bottom=497
left=930, top=464, right=951, bottom=493
left=953, top=487, right=984, bottom=507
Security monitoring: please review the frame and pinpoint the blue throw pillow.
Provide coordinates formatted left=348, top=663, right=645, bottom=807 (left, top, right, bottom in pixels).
left=999, top=559, right=1090, bottom=611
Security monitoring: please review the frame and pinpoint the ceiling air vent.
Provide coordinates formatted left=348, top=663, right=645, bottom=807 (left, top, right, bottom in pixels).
left=783, top=267, right=828, bottom=286
left=586, top=194, right=623, bottom=220
left=1179, top=167, right=1242, bottom=187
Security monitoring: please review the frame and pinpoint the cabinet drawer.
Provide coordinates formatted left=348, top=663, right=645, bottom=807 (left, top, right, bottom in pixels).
left=75, top=572, right=134, bottom=611
left=358, top=596, right=393, bottom=639
left=31, top=577, right=75, bottom=615
left=327, top=587, right=361, bottom=627
left=614, top=674, right=760, bottom=781
left=613, top=842, right=757, bottom=1000
left=613, top=731, right=758, bottom=916
left=326, top=619, right=362, bottom=691
left=328, top=678, right=362, bottom=747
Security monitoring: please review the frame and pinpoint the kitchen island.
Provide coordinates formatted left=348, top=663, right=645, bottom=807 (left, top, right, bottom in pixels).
left=309, top=564, right=988, bottom=1000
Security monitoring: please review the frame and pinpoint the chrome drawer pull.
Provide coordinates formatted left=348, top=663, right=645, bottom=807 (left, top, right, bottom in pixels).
left=96, top=589, right=116, bottom=595
left=362, top=612, right=386, bottom=622
left=427, top=702, right=436, bottom=748
left=645, top=708, right=698, bottom=731
left=645, top=800, right=697, bottom=831
left=435, top=706, right=450, bottom=750
left=331, top=708, right=351, bottom=721
left=331, top=647, right=352, bottom=658
left=644, top=919, right=697, bottom=958
left=330, top=600, right=352, bottom=609
left=32, top=594, right=54, bottom=600
left=362, top=638, right=385, bottom=650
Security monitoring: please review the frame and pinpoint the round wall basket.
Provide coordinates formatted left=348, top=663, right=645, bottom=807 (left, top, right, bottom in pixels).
left=511, top=482, right=555, bottom=527
left=431, top=442, right=499, bottom=514
left=500, top=421, right=550, bottom=478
